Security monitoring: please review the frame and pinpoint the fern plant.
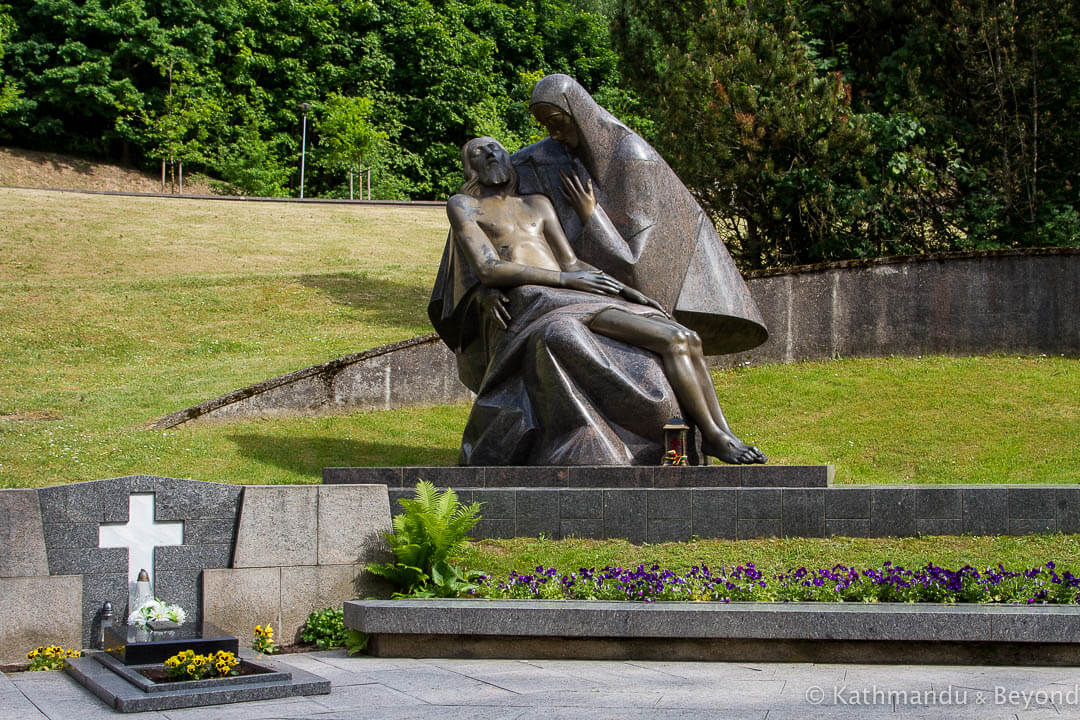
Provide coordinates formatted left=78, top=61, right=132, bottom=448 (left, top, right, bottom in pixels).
left=366, top=480, right=483, bottom=597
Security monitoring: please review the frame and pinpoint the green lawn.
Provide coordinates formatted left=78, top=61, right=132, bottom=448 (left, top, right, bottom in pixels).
left=1, top=187, right=1077, bottom=488
left=460, top=534, right=1080, bottom=581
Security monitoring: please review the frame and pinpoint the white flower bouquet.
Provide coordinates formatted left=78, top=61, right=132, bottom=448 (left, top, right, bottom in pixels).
left=128, top=599, right=187, bottom=629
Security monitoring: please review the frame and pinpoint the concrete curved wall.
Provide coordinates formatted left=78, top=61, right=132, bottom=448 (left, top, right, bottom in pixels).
left=152, top=334, right=469, bottom=428
left=154, top=249, right=1078, bottom=427
left=723, top=248, right=1079, bottom=367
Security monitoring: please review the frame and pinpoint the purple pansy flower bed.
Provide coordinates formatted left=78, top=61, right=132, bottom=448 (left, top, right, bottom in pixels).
left=470, top=561, right=1080, bottom=604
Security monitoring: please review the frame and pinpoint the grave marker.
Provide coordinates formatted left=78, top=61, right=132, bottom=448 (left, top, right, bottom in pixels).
left=99, top=493, right=184, bottom=608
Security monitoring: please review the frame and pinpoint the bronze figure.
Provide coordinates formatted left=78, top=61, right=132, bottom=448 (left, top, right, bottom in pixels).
left=519, top=74, right=768, bottom=355
left=433, top=136, right=765, bottom=465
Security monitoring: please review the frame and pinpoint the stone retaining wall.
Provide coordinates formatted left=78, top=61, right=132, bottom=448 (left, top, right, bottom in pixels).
left=725, top=248, right=1080, bottom=367
left=151, top=334, right=469, bottom=429
left=4, top=474, right=1078, bottom=664
left=152, top=249, right=1079, bottom=426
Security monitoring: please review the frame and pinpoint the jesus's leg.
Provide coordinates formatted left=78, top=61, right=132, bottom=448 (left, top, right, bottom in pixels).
left=589, top=308, right=766, bottom=464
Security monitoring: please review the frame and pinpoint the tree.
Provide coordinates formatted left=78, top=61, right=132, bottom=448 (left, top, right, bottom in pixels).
left=138, top=57, right=223, bottom=191
left=614, top=0, right=883, bottom=268
left=317, top=94, right=387, bottom=199
left=0, top=0, right=626, bottom=198
left=793, top=0, right=1080, bottom=250
left=0, top=9, right=20, bottom=113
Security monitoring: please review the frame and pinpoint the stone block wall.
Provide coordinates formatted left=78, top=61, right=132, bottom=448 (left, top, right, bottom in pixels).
left=202, top=484, right=391, bottom=644
left=0, top=490, right=81, bottom=665
left=0, top=478, right=391, bottom=664
left=382, top=485, right=1080, bottom=544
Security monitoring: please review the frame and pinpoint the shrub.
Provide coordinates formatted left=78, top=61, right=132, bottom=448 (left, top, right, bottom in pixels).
left=366, top=480, right=484, bottom=597
left=300, top=608, right=346, bottom=649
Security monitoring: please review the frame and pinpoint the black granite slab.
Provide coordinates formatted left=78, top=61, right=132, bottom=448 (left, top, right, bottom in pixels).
left=105, top=621, right=238, bottom=665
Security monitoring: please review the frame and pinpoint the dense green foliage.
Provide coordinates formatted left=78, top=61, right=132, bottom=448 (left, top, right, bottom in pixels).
left=615, top=0, right=1079, bottom=267
left=1, top=0, right=1075, bottom=259
left=1, top=0, right=620, bottom=198
left=299, top=607, right=346, bottom=649
left=366, top=480, right=484, bottom=597
left=0, top=8, right=19, bottom=113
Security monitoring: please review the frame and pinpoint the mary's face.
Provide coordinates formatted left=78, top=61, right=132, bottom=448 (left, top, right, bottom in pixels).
left=532, top=103, right=579, bottom=150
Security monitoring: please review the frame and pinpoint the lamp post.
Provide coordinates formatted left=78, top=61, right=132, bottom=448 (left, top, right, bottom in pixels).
left=299, top=102, right=312, bottom=199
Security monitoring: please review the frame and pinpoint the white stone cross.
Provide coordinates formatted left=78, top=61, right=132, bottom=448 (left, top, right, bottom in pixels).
left=99, top=493, right=184, bottom=606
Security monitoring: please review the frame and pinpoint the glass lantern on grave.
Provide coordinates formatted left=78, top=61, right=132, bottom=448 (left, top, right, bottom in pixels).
left=662, top=417, right=690, bottom=466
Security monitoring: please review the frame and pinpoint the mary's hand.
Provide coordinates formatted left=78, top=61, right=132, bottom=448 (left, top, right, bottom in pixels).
left=620, top=285, right=671, bottom=317
left=559, top=171, right=596, bottom=223
left=561, top=269, right=621, bottom=295
left=479, top=289, right=511, bottom=329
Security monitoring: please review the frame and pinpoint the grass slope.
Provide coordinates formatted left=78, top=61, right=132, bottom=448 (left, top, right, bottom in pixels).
left=1, top=186, right=1077, bottom=488
left=1, top=188, right=451, bottom=486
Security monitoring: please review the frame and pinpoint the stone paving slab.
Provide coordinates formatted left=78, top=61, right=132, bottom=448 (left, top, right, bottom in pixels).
left=4, top=651, right=1080, bottom=720
left=0, top=670, right=47, bottom=719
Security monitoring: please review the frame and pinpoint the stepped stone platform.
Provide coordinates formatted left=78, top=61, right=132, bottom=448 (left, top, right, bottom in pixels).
left=322, top=464, right=833, bottom=488
left=65, top=650, right=329, bottom=713
left=323, top=468, right=1080, bottom=541
left=346, top=599, right=1080, bottom=666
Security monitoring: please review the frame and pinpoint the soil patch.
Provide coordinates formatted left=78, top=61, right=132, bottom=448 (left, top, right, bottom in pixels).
left=0, top=410, right=62, bottom=421
left=0, top=147, right=219, bottom=195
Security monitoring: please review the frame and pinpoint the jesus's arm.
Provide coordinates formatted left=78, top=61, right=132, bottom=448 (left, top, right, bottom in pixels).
left=448, top=194, right=622, bottom=296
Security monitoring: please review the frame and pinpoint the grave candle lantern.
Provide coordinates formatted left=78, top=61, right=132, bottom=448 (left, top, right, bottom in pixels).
left=662, top=417, right=690, bottom=466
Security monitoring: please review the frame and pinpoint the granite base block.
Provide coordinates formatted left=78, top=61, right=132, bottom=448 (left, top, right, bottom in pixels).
left=65, top=651, right=329, bottom=713
left=366, top=633, right=1080, bottom=666
left=346, top=599, right=1080, bottom=666
left=324, top=464, right=832, bottom=488
left=0, top=489, right=50, bottom=577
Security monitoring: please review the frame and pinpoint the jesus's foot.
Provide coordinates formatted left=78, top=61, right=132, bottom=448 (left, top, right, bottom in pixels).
left=702, top=433, right=767, bottom=465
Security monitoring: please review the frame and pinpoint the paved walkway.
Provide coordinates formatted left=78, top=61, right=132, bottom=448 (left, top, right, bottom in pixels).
left=4, top=652, right=1080, bottom=720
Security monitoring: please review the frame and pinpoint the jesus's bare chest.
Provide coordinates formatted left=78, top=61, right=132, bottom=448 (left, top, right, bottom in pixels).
left=474, top=197, right=544, bottom=248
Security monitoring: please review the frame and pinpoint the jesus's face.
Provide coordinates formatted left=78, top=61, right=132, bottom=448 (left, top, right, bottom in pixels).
left=467, top=138, right=512, bottom=187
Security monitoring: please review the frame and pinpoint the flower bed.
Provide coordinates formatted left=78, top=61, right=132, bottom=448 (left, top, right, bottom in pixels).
left=471, top=561, right=1080, bottom=604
